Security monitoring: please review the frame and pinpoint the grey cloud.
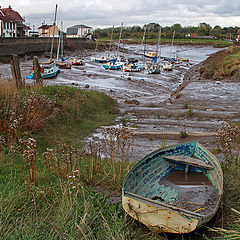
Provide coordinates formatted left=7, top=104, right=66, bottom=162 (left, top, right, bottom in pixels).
left=7, top=0, right=240, bottom=29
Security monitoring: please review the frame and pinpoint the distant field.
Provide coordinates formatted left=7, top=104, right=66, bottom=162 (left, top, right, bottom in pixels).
left=97, top=37, right=233, bottom=48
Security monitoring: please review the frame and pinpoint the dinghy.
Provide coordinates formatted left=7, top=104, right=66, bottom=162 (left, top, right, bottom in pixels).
left=122, top=141, right=223, bottom=234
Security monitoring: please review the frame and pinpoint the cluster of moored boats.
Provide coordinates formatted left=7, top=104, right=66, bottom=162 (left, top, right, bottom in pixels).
left=90, top=49, right=190, bottom=74
left=26, top=49, right=190, bottom=80
left=26, top=21, right=190, bottom=80
left=26, top=57, right=85, bottom=80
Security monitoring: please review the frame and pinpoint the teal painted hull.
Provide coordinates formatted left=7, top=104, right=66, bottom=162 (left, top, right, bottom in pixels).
left=123, top=141, right=223, bottom=233
left=26, top=65, right=60, bottom=80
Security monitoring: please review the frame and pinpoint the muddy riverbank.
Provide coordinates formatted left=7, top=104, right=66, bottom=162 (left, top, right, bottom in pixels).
left=0, top=44, right=239, bottom=163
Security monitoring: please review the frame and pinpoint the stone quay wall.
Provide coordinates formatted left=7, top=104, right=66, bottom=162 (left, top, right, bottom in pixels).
left=0, top=37, right=94, bottom=56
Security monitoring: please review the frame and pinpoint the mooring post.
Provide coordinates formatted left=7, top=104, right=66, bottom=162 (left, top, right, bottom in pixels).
left=33, top=56, right=42, bottom=85
left=10, top=54, right=23, bottom=89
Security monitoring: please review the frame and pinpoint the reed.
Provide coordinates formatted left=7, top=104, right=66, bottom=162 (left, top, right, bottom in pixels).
left=22, top=138, right=37, bottom=188
left=217, top=122, right=240, bottom=166
left=0, top=83, right=56, bottom=144
left=102, top=127, right=134, bottom=185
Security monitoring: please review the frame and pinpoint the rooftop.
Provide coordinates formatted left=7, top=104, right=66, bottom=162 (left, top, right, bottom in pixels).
left=0, top=5, right=24, bottom=22
left=66, top=24, right=92, bottom=35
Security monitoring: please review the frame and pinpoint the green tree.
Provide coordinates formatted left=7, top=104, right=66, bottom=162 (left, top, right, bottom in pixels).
left=197, top=22, right=212, bottom=35
left=211, top=25, right=222, bottom=37
left=171, top=23, right=182, bottom=31
left=196, top=27, right=208, bottom=35
left=143, top=23, right=160, bottom=32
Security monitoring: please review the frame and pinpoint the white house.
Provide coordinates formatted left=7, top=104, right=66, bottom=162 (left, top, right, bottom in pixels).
left=0, top=10, right=17, bottom=37
left=0, top=6, right=30, bottom=37
left=66, top=24, right=93, bottom=39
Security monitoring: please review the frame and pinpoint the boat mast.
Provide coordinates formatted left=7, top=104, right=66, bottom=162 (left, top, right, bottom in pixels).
left=141, top=27, right=146, bottom=54
left=159, top=27, right=162, bottom=59
left=171, top=30, right=175, bottom=58
left=156, top=26, right=161, bottom=61
left=94, top=34, right=99, bottom=55
left=117, top=23, right=123, bottom=57
left=108, top=25, right=114, bottom=57
left=56, top=29, right=61, bottom=61
left=50, top=4, right=58, bottom=63
left=143, top=27, right=147, bottom=70
left=56, top=21, right=62, bottom=61
left=61, top=21, right=64, bottom=59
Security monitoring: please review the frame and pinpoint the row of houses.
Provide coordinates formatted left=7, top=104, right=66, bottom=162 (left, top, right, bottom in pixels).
left=0, top=5, right=93, bottom=39
left=37, top=24, right=93, bottom=39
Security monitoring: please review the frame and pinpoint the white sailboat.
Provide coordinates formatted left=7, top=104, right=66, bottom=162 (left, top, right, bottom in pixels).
left=56, top=22, right=71, bottom=69
left=148, top=26, right=162, bottom=74
left=27, top=4, right=60, bottom=80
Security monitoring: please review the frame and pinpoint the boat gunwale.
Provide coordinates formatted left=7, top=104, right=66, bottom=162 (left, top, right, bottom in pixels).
left=123, top=190, right=221, bottom=220
left=123, top=141, right=223, bottom=193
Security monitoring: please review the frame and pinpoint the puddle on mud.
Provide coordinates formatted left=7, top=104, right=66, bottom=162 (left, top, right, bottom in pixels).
left=163, top=171, right=212, bottom=186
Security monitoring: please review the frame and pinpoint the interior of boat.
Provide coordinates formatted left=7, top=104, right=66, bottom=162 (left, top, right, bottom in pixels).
left=125, top=152, right=220, bottom=216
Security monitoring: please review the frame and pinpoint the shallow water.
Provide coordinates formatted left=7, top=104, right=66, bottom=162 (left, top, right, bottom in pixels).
left=164, top=171, right=212, bottom=186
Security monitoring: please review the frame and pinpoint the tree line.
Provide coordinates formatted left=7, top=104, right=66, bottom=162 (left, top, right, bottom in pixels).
left=94, top=22, right=239, bottom=40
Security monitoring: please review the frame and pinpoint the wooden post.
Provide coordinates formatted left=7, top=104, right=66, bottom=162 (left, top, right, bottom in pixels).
left=33, top=56, right=42, bottom=85
left=10, top=54, right=23, bottom=89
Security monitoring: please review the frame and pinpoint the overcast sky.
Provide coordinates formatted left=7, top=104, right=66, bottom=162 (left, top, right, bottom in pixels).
left=1, top=0, right=240, bottom=31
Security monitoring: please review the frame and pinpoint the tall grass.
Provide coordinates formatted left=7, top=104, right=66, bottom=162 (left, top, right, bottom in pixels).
left=214, top=121, right=240, bottom=239
left=0, top=82, right=56, bottom=144
left=0, top=83, right=144, bottom=239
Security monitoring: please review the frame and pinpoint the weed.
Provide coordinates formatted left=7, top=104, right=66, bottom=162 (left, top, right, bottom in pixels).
left=196, top=112, right=203, bottom=121
left=217, top=122, right=240, bottom=166
left=175, top=113, right=180, bottom=120
left=155, top=112, right=162, bottom=119
left=184, top=101, right=189, bottom=109
left=186, top=106, right=194, bottom=117
left=0, top=85, right=56, bottom=144
left=102, top=127, right=134, bottom=185
left=120, top=117, right=129, bottom=126
left=179, top=129, right=188, bottom=138
left=147, top=135, right=155, bottom=141
left=160, top=139, right=168, bottom=148
left=147, top=102, right=158, bottom=108
left=22, top=138, right=37, bottom=188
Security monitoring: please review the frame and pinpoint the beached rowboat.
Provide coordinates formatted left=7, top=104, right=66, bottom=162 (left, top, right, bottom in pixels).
left=122, top=141, right=223, bottom=234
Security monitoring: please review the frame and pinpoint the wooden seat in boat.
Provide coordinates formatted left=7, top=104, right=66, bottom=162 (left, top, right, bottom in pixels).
left=163, top=155, right=214, bottom=170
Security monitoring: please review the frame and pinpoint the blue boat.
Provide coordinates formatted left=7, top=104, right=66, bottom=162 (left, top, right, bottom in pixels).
left=103, top=61, right=123, bottom=70
left=123, top=63, right=143, bottom=72
left=26, top=65, right=60, bottom=80
left=122, top=141, right=223, bottom=234
left=91, top=56, right=117, bottom=63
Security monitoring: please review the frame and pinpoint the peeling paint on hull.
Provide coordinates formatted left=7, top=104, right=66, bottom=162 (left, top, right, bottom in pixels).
left=122, top=196, right=199, bottom=234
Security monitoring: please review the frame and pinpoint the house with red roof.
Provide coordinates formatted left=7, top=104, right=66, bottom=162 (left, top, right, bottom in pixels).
left=0, top=5, right=30, bottom=37
left=38, top=24, right=59, bottom=37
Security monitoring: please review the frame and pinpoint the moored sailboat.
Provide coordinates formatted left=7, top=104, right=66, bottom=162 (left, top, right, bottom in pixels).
left=26, top=4, right=60, bottom=80
left=56, top=22, right=71, bottom=69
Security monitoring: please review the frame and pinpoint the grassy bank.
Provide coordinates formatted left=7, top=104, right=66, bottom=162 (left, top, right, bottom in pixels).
left=97, top=37, right=232, bottom=48
left=0, top=82, right=159, bottom=239
left=1, top=82, right=240, bottom=239
left=200, top=46, right=240, bottom=80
